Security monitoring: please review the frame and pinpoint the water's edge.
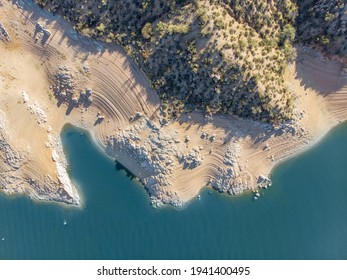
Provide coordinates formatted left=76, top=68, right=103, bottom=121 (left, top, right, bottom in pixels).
left=0, top=123, right=346, bottom=259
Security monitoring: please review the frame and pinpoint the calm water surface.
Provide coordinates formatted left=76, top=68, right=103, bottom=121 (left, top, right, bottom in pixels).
left=0, top=123, right=346, bottom=259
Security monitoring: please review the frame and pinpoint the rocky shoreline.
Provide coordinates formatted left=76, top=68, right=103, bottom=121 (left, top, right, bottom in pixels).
left=0, top=0, right=346, bottom=209
left=106, top=115, right=186, bottom=207
left=104, top=113, right=274, bottom=207
left=0, top=98, right=80, bottom=206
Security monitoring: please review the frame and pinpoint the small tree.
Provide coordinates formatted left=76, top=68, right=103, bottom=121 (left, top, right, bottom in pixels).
left=141, top=22, right=153, bottom=40
left=280, top=24, right=295, bottom=46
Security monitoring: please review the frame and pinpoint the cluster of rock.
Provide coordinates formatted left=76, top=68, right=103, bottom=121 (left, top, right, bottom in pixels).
left=105, top=114, right=265, bottom=205
left=34, top=22, right=51, bottom=45
left=0, top=111, right=22, bottom=170
left=53, top=66, right=75, bottom=98
left=0, top=137, right=22, bottom=170
left=106, top=115, right=206, bottom=207
left=211, top=144, right=251, bottom=195
left=80, top=88, right=93, bottom=103
left=0, top=21, right=11, bottom=42
left=47, top=135, right=80, bottom=205
left=21, top=91, right=48, bottom=126
left=52, top=66, right=92, bottom=107
left=103, top=111, right=279, bottom=206
left=0, top=106, right=80, bottom=204
left=212, top=167, right=235, bottom=194
left=257, top=175, right=272, bottom=189
left=178, top=148, right=203, bottom=169
left=200, top=131, right=216, bottom=142
left=27, top=175, right=77, bottom=204
left=22, top=91, right=29, bottom=103
left=28, top=102, right=47, bottom=126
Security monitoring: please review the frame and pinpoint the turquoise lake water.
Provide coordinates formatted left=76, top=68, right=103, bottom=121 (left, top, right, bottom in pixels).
left=0, top=123, right=346, bottom=260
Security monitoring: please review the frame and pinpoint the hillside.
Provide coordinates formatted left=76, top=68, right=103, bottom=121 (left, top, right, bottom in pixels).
left=34, top=0, right=346, bottom=124
left=34, top=0, right=300, bottom=124
left=297, top=0, right=347, bottom=60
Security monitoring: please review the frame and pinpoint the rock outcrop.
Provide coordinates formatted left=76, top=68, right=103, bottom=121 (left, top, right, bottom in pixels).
left=53, top=66, right=93, bottom=108
left=106, top=115, right=187, bottom=207
left=211, top=144, right=252, bottom=195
